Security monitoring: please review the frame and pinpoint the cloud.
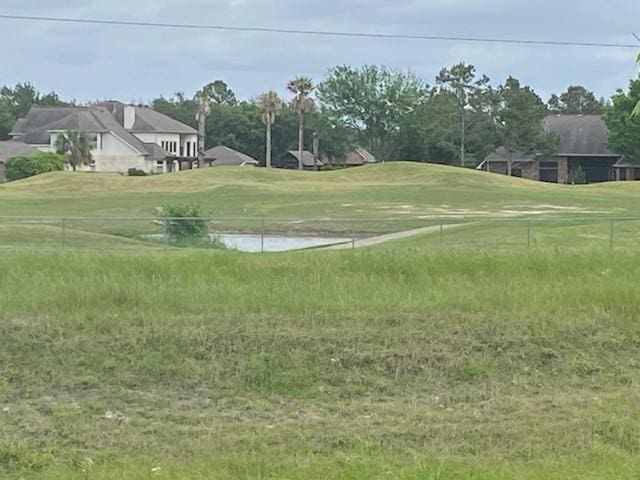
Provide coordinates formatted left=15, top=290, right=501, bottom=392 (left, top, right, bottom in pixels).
left=1, top=0, right=638, bottom=102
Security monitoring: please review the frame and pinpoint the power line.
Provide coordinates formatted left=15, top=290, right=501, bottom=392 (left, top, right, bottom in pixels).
left=0, top=13, right=638, bottom=49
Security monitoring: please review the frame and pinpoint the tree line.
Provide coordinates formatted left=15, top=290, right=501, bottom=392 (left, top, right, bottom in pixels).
left=2, top=62, right=639, bottom=167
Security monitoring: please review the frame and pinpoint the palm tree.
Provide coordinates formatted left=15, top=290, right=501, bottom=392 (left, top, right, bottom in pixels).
left=634, top=53, right=640, bottom=117
left=55, top=130, right=93, bottom=171
left=256, top=91, right=283, bottom=168
left=195, top=84, right=215, bottom=165
left=287, top=77, right=315, bottom=171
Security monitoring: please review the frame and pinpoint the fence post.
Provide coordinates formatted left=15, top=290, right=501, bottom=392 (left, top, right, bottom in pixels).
left=164, top=217, right=169, bottom=249
left=440, top=223, right=444, bottom=242
left=261, top=218, right=265, bottom=253
left=610, top=219, right=614, bottom=251
left=527, top=220, right=531, bottom=249
left=61, top=218, right=66, bottom=248
left=352, top=238, right=356, bottom=250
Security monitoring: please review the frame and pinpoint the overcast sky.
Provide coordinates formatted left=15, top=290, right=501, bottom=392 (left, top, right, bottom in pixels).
left=2, top=0, right=639, bottom=104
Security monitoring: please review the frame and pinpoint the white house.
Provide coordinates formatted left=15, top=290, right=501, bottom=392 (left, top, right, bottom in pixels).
left=9, top=101, right=202, bottom=174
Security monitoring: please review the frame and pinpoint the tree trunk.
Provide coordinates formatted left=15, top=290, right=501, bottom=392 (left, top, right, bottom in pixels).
left=298, top=114, right=304, bottom=171
left=312, top=132, right=319, bottom=171
left=198, top=115, right=206, bottom=165
left=460, top=107, right=466, bottom=168
left=266, top=122, right=272, bottom=168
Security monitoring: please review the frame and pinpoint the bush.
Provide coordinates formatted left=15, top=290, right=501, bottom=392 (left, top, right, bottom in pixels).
left=127, top=168, right=147, bottom=177
left=5, top=152, right=65, bottom=182
left=159, top=203, right=210, bottom=245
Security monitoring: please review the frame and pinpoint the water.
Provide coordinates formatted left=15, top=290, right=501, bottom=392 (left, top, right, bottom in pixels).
left=211, top=233, right=351, bottom=252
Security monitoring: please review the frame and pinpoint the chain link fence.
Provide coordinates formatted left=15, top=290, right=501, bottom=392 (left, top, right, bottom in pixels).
left=0, top=215, right=638, bottom=252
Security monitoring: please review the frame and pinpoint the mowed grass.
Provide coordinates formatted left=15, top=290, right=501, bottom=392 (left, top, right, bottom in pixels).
left=2, top=249, right=640, bottom=478
left=2, top=162, right=640, bottom=222
left=2, top=162, right=640, bottom=248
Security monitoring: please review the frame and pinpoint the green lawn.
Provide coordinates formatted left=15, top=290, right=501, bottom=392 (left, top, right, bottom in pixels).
left=1, top=162, right=640, bottom=250
left=2, top=164, right=640, bottom=478
left=2, top=249, right=640, bottom=478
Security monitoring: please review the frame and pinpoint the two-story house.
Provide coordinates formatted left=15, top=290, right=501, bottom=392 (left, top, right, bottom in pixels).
left=9, top=101, right=202, bottom=174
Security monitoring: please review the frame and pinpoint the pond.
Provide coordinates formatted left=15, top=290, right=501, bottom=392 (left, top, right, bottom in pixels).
left=211, top=233, right=352, bottom=252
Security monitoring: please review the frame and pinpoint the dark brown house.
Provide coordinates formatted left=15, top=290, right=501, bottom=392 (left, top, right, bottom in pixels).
left=478, top=115, right=627, bottom=183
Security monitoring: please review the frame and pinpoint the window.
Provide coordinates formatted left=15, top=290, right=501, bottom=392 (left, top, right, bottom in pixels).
left=88, top=134, right=99, bottom=151
left=156, top=160, right=164, bottom=174
left=90, top=160, right=96, bottom=172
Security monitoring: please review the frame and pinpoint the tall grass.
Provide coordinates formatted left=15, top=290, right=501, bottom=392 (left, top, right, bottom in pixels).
left=1, top=249, right=640, bottom=478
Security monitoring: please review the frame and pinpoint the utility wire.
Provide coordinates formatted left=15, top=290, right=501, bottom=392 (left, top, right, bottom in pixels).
left=0, top=13, right=638, bottom=49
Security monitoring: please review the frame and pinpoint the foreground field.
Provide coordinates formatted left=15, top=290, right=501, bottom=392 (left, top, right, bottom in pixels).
left=2, top=249, right=640, bottom=478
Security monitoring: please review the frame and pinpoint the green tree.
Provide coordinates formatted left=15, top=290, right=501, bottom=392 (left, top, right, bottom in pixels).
left=317, top=65, right=426, bottom=161
left=194, top=81, right=238, bottom=162
left=435, top=63, right=493, bottom=166
left=5, top=152, right=65, bottom=181
left=55, top=130, right=93, bottom=171
left=604, top=78, right=640, bottom=163
left=287, top=77, right=315, bottom=170
left=256, top=91, right=283, bottom=168
left=634, top=54, right=640, bottom=117
left=547, top=85, right=604, bottom=114
left=496, top=77, right=558, bottom=175
left=0, top=83, right=68, bottom=140
left=152, top=93, right=198, bottom=129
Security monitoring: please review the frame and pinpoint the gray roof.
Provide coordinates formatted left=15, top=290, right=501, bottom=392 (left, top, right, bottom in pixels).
left=10, top=107, right=105, bottom=145
left=542, top=114, right=617, bottom=156
left=485, top=146, right=537, bottom=163
left=287, top=150, right=326, bottom=167
left=90, top=105, right=149, bottom=155
left=100, top=101, right=197, bottom=134
left=0, top=140, right=37, bottom=163
left=477, top=146, right=537, bottom=170
left=143, top=143, right=172, bottom=160
left=130, top=106, right=197, bottom=134
left=205, top=145, right=259, bottom=166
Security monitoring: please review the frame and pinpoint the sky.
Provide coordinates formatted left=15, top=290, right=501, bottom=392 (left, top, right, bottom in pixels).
left=1, top=0, right=639, bottom=104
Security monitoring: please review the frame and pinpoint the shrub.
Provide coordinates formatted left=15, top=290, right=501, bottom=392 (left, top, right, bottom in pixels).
left=5, top=152, right=65, bottom=182
left=127, top=168, right=147, bottom=177
left=159, top=203, right=209, bottom=245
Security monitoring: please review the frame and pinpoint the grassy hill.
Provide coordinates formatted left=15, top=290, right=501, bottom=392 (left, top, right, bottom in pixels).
left=2, top=162, right=639, bottom=220
left=1, top=162, right=640, bottom=250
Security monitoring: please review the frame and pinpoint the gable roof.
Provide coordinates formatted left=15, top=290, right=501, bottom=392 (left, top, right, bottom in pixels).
left=129, top=106, right=198, bottom=134
left=205, top=145, right=259, bottom=166
left=101, top=100, right=197, bottom=135
left=10, top=107, right=105, bottom=145
left=90, top=105, right=148, bottom=155
left=287, top=150, right=325, bottom=167
left=0, top=140, right=37, bottom=163
left=542, top=114, right=616, bottom=156
left=346, top=147, right=377, bottom=165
